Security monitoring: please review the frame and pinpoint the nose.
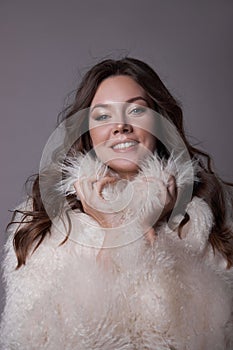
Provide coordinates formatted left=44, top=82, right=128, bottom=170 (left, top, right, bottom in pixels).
left=112, top=122, right=133, bottom=135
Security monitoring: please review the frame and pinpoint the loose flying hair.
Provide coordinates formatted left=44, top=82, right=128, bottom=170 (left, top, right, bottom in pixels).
left=9, top=57, right=233, bottom=268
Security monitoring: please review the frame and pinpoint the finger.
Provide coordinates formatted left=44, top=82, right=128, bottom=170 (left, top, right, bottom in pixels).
left=80, top=176, right=115, bottom=210
left=74, top=180, right=83, bottom=199
left=167, top=175, right=176, bottom=191
left=74, top=177, right=93, bottom=204
left=82, top=177, right=94, bottom=201
left=80, top=174, right=116, bottom=195
left=166, top=175, right=177, bottom=202
left=160, top=176, right=177, bottom=215
left=95, top=176, right=118, bottom=197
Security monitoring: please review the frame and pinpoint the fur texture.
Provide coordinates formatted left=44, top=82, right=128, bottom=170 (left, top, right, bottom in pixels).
left=1, top=153, right=233, bottom=350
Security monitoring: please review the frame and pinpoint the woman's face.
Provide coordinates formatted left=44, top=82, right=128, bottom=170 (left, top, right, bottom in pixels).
left=89, top=75, right=157, bottom=178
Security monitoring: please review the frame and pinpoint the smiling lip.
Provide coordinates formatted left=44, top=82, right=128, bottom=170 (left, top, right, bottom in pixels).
left=111, top=140, right=139, bottom=151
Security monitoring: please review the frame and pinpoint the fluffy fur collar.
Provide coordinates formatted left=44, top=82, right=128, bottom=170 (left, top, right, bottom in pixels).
left=1, top=152, right=233, bottom=350
left=57, top=151, right=197, bottom=235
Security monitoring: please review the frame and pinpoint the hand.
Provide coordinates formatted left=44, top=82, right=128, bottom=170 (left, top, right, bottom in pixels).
left=136, top=173, right=176, bottom=218
left=74, top=175, right=123, bottom=228
left=133, top=174, right=177, bottom=241
left=74, top=172, right=176, bottom=244
left=152, top=174, right=177, bottom=221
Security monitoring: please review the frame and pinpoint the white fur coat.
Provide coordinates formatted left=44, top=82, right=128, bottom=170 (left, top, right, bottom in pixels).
left=1, top=153, right=233, bottom=350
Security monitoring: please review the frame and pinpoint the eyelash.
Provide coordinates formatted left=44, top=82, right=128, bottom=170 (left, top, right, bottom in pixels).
left=93, top=107, right=146, bottom=121
left=94, top=114, right=111, bottom=121
left=129, top=107, right=146, bottom=115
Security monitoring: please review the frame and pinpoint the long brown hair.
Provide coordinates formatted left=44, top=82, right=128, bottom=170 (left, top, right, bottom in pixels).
left=9, top=57, right=233, bottom=268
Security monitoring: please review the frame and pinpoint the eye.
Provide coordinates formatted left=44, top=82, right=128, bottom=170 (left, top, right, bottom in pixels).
left=129, top=107, right=146, bottom=115
left=94, top=114, right=111, bottom=121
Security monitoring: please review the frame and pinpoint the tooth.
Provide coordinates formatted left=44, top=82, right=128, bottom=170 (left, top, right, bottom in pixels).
left=113, top=141, right=137, bottom=149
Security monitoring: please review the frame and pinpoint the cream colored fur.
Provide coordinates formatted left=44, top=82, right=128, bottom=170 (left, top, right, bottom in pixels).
left=0, top=153, right=233, bottom=350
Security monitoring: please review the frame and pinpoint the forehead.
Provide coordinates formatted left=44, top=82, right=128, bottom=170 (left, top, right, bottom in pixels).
left=90, top=75, right=146, bottom=106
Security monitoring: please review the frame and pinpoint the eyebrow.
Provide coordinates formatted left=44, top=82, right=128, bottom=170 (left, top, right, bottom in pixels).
left=90, top=96, right=149, bottom=113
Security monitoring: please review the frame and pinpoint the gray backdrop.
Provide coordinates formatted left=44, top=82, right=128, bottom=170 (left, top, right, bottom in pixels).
left=0, top=0, right=232, bottom=315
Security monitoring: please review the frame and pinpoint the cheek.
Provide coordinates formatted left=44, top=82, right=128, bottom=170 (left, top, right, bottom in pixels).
left=143, top=118, right=157, bottom=151
left=89, top=126, right=107, bottom=148
left=136, top=121, right=157, bottom=152
left=144, top=133, right=157, bottom=152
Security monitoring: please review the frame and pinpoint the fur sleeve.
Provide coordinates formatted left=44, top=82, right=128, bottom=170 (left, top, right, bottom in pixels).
left=0, top=200, right=58, bottom=350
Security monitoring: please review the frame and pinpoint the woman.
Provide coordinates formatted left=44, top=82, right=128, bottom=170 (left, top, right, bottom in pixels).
left=1, top=57, right=233, bottom=350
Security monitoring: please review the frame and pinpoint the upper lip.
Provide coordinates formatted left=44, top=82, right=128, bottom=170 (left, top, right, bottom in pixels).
left=110, top=138, right=139, bottom=148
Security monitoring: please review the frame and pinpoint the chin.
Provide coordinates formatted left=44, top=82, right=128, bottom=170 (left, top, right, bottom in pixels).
left=106, top=159, right=140, bottom=177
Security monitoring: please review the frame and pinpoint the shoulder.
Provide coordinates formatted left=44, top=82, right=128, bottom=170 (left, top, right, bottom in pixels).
left=2, top=206, right=105, bottom=282
left=164, top=196, right=213, bottom=250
